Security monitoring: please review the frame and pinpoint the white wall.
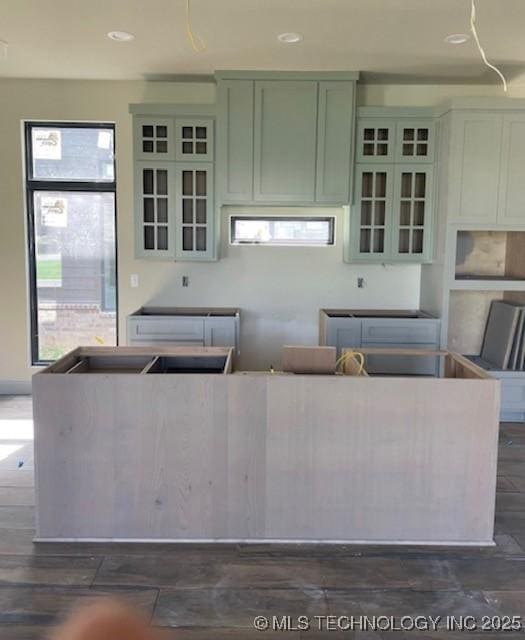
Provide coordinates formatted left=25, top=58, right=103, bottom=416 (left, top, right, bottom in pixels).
left=141, top=206, right=420, bottom=370
left=1, top=78, right=520, bottom=384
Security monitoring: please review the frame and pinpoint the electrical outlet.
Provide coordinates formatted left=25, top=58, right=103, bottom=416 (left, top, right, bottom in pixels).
left=130, top=274, right=139, bottom=288
left=182, top=275, right=189, bottom=287
left=357, top=277, right=365, bottom=289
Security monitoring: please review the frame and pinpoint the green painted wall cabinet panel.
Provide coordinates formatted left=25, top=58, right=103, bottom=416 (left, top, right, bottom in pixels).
left=498, top=113, right=525, bottom=226
left=254, top=80, right=318, bottom=202
left=448, top=112, right=502, bottom=224
left=316, top=81, right=355, bottom=203
left=217, top=80, right=254, bottom=202
left=447, top=110, right=525, bottom=226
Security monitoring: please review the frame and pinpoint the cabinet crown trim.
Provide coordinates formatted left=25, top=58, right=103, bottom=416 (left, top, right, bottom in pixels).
left=357, top=106, right=435, bottom=118
left=215, top=70, right=359, bottom=81
left=129, top=103, right=216, bottom=116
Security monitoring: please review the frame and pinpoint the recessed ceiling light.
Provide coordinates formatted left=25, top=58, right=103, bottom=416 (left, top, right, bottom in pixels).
left=444, top=33, right=470, bottom=45
left=107, top=31, right=135, bottom=42
left=278, top=32, right=303, bottom=44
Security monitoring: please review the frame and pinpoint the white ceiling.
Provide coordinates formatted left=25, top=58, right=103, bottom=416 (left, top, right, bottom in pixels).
left=0, top=0, right=523, bottom=84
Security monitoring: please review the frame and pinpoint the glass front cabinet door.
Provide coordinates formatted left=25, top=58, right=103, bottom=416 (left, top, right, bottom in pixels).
left=134, top=118, right=175, bottom=161
left=351, top=166, right=394, bottom=261
left=134, top=162, right=175, bottom=259
left=395, top=121, right=435, bottom=163
left=391, top=165, right=433, bottom=261
left=175, top=119, right=214, bottom=162
left=356, top=120, right=396, bottom=163
left=175, top=163, right=215, bottom=260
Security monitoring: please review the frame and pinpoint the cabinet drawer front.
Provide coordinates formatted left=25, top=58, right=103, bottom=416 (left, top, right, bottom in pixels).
left=361, top=319, right=439, bottom=344
left=129, top=318, right=205, bottom=341
left=500, top=379, right=525, bottom=411
left=363, top=343, right=439, bottom=376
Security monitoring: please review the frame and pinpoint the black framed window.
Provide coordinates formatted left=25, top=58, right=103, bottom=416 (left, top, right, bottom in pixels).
left=230, top=216, right=335, bottom=246
left=25, top=122, right=118, bottom=365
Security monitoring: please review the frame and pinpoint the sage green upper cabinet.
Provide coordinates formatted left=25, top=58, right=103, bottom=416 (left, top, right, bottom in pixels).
left=215, top=72, right=358, bottom=205
left=448, top=112, right=502, bottom=224
left=498, top=113, right=525, bottom=226
left=356, top=119, right=396, bottom=163
left=134, top=117, right=175, bottom=161
left=130, top=105, right=217, bottom=261
left=316, top=81, right=355, bottom=203
left=348, top=108, right=437, bottom=264
left=217, top=79, right=254, bottom=202
left=253, top=80, right=318, bottom=202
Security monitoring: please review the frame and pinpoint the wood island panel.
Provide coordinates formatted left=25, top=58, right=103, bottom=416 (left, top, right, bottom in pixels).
left=33, top=348, right=500, bottom=545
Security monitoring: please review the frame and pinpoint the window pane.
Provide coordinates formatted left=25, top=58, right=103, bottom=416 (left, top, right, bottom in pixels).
left=33, top=191, right=116, bottom=361
left=31, top=127, right=114, bottom=181
left=231, top=217, right=334, bottom=246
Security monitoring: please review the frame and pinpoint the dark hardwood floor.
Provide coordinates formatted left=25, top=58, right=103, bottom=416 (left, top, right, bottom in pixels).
left=0, top=395, right=524, bottom=639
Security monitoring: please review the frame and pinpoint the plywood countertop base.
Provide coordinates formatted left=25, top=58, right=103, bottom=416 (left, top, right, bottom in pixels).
left=33, top=347, right=500, bottom=545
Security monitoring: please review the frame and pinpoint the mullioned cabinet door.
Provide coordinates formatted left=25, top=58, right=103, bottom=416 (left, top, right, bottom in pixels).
left=134, top=161, right=176, bottom=259
left=174, top=163, right=215, bottom=261
left=134, top=118, right=175, bottom=161
left=355, top=119, right=396, bottom=164
left=390, top=165, right=433, bottom=263
left=350, top=165, right=394, bottom=262
left=394, top=120, right=435, bottom=163
left=174, top=118, right=214, bottom=162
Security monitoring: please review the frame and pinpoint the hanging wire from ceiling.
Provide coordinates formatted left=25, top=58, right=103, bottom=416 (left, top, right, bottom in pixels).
left=186, top=0, right=206, bottom=53
left=469, top=0, right=507, bottom=92
left=0, top=39, right=8, bottom=60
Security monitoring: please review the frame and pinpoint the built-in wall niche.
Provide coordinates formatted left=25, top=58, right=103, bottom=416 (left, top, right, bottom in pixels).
left=455, top=230, right=525, bottom=282
left=448, top=290, right=525, bottom=355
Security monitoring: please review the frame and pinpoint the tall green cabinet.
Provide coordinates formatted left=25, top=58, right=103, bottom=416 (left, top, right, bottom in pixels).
left=348, top=108, right=436, bottom=263
left=130, top=106, right=217, bottom=261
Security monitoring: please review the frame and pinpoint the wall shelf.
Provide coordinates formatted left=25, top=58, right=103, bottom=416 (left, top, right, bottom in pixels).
left=450, top=279, right=525, bottom=292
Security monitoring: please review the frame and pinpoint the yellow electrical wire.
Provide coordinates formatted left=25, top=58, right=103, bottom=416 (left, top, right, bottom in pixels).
left=336, top=350, right=367, bottom=376
left=186, top=0, right=206, bottom=53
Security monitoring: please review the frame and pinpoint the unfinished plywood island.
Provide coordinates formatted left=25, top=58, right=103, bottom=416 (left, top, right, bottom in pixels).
left=33, top=346, right=500, bottom=545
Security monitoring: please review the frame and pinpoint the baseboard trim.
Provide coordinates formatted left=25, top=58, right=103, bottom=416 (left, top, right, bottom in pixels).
left=0, top=381, right=32, bottom=395
left=32, top=536, right=497, bottom=547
